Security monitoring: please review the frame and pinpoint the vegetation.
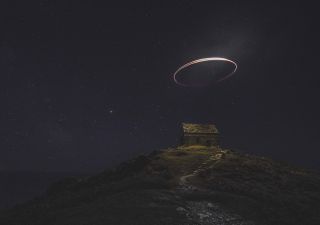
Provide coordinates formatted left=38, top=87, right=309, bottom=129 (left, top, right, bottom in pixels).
left=1, top=146, right=319, bottom=225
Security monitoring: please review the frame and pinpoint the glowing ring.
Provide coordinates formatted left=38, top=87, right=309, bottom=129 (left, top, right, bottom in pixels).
left=173, top=57, right=238, bottom=87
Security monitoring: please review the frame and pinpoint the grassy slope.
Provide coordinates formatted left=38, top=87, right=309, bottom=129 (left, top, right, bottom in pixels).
left=1, top=146, right=320, bottom=225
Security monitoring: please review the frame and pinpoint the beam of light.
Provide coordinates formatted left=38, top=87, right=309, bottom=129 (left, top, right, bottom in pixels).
left=173, top=57, right=238, bottom=87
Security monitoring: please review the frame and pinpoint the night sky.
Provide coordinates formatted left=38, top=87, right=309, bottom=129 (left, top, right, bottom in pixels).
left=1, top=1, right=320, bottom=172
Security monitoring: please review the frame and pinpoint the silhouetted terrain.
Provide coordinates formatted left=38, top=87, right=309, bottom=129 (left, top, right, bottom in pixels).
left=1, top=146, right=320, bottom=225
left=0, top=172, right=86, bottom=209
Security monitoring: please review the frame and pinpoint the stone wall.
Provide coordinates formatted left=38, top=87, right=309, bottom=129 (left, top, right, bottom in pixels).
left=181, top=134, right=219, bottom=146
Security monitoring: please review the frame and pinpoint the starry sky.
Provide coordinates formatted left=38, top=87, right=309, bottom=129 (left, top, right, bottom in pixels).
left=1, top=1, right=320, bottom=172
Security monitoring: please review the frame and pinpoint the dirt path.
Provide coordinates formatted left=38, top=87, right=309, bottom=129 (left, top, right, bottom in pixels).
left=178, top=150, right=226, bottom=190
left=179, top=173, right=196, bottom=186
left=178, top=156, right=214, bottom=190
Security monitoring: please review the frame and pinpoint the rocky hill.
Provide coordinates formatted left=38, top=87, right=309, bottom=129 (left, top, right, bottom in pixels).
left=1, top=146, right=320, bottom=225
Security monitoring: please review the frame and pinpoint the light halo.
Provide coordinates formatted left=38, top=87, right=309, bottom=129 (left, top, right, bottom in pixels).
left=173, top=57, right=238, bottom=87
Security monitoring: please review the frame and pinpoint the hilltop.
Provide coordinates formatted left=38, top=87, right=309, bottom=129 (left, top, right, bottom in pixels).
left=1, top=146, right=320, bottom=225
